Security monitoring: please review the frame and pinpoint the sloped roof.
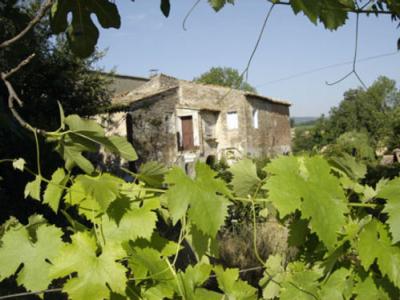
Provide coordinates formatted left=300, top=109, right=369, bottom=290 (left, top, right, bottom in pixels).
left=244, top=92, right=291, bottom=106
left=109, top=73, right=291, bottom=109
left=111, top=74, right=179, bottom=107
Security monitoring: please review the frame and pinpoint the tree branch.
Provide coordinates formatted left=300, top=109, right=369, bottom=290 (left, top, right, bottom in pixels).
left=0, top=0, right=53, bottom=49
left=1, top=54, right=46, bottom=135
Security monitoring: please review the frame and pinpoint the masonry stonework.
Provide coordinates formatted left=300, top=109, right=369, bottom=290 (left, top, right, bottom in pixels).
left=101, top=74, right=292, bottom=168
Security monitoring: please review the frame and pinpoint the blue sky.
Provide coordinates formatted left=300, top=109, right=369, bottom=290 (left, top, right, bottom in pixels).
left=96, top=0, right=399, bottom=117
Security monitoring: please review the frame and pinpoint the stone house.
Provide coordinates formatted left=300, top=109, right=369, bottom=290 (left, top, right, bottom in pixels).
left=101, top=73, right=291, bottom=168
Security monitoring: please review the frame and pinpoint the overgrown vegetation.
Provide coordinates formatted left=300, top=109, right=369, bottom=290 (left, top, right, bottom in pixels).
left=293, top=76, right=400, bottom=158
left=194, top=67, right=257, bottom=93
left=1, top=0, right=400, bottom=299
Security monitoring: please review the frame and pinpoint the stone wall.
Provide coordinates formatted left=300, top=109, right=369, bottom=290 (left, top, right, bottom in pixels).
left=179, top=82, right=248, bottom=159
left=128, top=90, right=179, bottom=166
left=245, top=96, right=291, bottom=156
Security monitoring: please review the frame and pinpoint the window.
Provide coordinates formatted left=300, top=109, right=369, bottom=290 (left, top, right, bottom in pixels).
left=227, top=112, right=238, bottom=129
left=252, top=109, right=259, bottom=129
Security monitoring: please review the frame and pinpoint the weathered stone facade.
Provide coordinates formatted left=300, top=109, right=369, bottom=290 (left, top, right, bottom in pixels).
left=103, top=74, right=292, bottom=167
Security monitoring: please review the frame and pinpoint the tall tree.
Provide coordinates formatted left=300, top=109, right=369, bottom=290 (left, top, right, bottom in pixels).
left=194, top=67, right=257, bottom=93
left=0, top=0, right=112, bottom=223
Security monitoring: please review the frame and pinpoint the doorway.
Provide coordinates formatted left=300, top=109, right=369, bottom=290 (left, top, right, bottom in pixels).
left=181, top=116, right=194, bottom=150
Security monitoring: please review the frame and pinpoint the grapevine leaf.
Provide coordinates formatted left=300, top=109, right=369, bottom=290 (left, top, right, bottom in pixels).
left=142, top=283, right=175, bottom=300
left=229, top=158, right=261, bottom=197
left=264, top=156, right=348, bottom=249
left=280, top=262, right=320, bottom=300
left=102, top=203, right=158, bottom=245
left=318, top=268, right=351, bottom=300
left=24, top=175, right=41, bottom=201
left=377, top=177, right=400, bottom=243
left=288, top=218, right=309, bottom=247
left=354, top=274, right=390, bottom=300
left=260, top=254, right=285, bottom=299
left=128, top=233, right=181, bottom=257
left=190, top=224, right=211, bottom=259
left=165, top=162, right=230, bottom=236
left=214, top=266, right=258, bottom=300
left=50, top=231, right=127, bottom=300
left=43, top=168, right=68, bottom=212
left=106, top=195, right=131, bottom=225
left=177, top=263, right=213, bottom=299
left=329, top=153, right=367, bottom=180
left=12, top=158, right=25, bottom=171
left=0, top=222, right=63, bottom=291
left=128, top=247, right=174, bottom=281
left=137, top=161, right=168, bottom=187
left=357, top=220, right=400, bottom=288
left=263, top=156, right=304, bottom=215
left=74, top=173, right=123, bottom=211
left=193, top=288, right=224, bottom=299
left=50, top=0, right=121, bottom=57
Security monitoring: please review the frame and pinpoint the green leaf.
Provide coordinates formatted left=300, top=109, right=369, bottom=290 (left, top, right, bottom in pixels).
left=289, top=0, right=351, bottom=30
left=229, top=158, right=261, bottom=197
left=318, top=268, right=351, bottom=300
left=264, top=156, right=348, bottom=249
left=24, top=175, right=41, bottom=201
left=193, top=288, right=223, bottom=299
left=106, top=195, right=131, bottom=225
left=76, top=173, right=122, bottom=210
left=354, top=274, right=390, bottom=300
left=57, top=101, right=65, bottom=130
left=280, top=262, right=321, bottom=300
left=12, top=158, right=25, bottom=171
left=377, top=177, right=400, bottom=243
left=43, top=168, right=68, bottom=212
left=129, top=233, right=181, bottom=257
left=102, top=202, right=158, bottom=245
left=165, top=162, right=231, bottom=237
left=66, top=174, right=123, bottom=221
left=189, top=224, right=213, bottom=259
left=208, top=0, right=235, bottom=11
left=50, top=231, right=127, bottom=300
left=260, top=254, right=285, bottom=299
left=160, top=0, right=170, bottom=17
left=214, top=266, right=258, bottom=300
left=50, top=0, right=121, bottom=57
left=137, top=161, right=168, bottom=187
left=177, top=263, right=213, bottom=299
left=0, top=222, right=63, bottom=291
left=128, top=247, right=173, bottom=282
left=288, top=218, right=309, bottom=247
left=56, top=115, right=137, bottom=172
left=56, top=136, right=95, bottom=174
left=65, top=114, right=105, bottom=134
left=357, top=219, right=400, bottom=288
left=331, top=153, right=367, bottom=180
left=102, top=135, right=137, bottom=161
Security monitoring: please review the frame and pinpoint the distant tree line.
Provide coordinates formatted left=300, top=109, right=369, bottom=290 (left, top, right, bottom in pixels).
left=293, top=76, right=400, bottom=162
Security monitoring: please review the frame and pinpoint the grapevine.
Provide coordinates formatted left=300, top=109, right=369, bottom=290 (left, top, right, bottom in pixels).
left=0, top=112, right=399, bottom=299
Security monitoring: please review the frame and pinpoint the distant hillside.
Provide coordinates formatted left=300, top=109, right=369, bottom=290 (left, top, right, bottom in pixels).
left=291, top=117, right=318, bottom=125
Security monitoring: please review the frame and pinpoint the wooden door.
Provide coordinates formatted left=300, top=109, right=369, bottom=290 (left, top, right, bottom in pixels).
left=181, top=116, right=194, bottom=150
